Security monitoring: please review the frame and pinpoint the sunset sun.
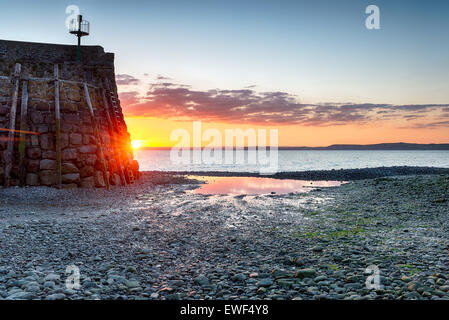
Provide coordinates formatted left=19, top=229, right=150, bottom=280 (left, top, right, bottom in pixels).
left=131, top=140, right=143, bottom=150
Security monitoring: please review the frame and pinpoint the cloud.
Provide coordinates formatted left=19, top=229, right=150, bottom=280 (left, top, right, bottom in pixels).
left=119, top=81, right=449, bottom=127
left=118, top=91, right=140, bottom=106
left=156, top=75, right=172, bottom=80
left=115, top=74, right=141, bottom=86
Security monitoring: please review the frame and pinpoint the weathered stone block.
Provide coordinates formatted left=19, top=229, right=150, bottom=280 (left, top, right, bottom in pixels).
left=82, top=154, right=97, bottom=166
left=61, top=148, right=77, bottom=160
left=63, top=114, right=80, bottom=124
left=94, top=171, right=106, bottom=188
left=80, top=125, right=93, bottom=134
left=69, top=133, right=82, bottom=145
left=40, top=159, right=57, bottom=170
left=0, top=106, right=8, bottom=115
left=111, top=173, right=122, bottom=186
left=80, top=165, right=94, bottom=178
left=35, top=102, right=50, bottom=111
left=60, top=102, right=78, bottom=113
left=101, top=134, right=111, bottom=145
left=62, top=162, right=79, bottom=174
left=80, top=176, right=95, bottom=188
left=61, top=133, right=69, bottom=149
left=67, top=86, right=81, bottom=102
left=83, top=134, right=95, bottom=144
left=79, top=145, right=97, bottom=154
left=36, top=125, right=49, bottom=133
left=30, top=135, right=39, bottom=146
left=39, top=170, right=57, bottom=186
left=62, top=173, right=80, bottom=184
left=42, top=150, right=56, bottom=159
left=60, top=123, right=73, bottom=133
left=26, top=173, right=39, bottom=186
left=31, top=112, right=44, bottom=124
left=40, top=133, right=54, bottom=150
left=27, top=147, right=41, bottom=159
left=26, top=159, right=40, bottom=172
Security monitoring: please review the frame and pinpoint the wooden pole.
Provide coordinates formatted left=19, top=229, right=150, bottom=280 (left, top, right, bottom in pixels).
left=83, top=83, right=110, bottom=189
left=101, top=87, right=127, bottom=186
left=54, top=65, right=62, bottom=188
left=4, top=63, right=21, bottom=187
left=18, top=80, right=28, bottom=186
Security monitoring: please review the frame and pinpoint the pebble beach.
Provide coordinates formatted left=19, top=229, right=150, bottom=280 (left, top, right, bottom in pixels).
left=0, top=168, right=448, bottom=300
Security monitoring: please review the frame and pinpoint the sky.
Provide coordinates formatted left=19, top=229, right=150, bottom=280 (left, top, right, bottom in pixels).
left=1, top=0, right=448, bottom=147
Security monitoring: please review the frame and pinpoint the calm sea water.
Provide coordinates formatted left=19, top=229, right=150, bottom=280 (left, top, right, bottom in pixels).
left=134, top=149, right=449, bottom=172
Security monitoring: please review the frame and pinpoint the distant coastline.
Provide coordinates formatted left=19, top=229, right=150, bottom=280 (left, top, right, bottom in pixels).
left=139, top=143, right=449, bottom=151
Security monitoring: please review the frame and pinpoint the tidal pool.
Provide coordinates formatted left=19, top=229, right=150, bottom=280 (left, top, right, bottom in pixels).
left=190, top=176, right=346, bottom=195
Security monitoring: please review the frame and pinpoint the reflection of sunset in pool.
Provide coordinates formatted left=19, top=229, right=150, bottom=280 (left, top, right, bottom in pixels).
left=191, top=176, right=346, bottom=195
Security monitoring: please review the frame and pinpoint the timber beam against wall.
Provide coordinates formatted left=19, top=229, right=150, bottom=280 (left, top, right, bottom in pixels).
left=0, top=63, right=136, bottom=188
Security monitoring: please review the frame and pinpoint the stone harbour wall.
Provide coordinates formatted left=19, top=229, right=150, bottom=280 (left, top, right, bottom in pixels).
left=0, top=40, right=139, bottom=188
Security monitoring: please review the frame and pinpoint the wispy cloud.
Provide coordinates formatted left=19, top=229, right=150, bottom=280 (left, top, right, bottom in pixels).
left=119, top=80, right=449, bottom=127
left=116, top=74, right=141, bottom=86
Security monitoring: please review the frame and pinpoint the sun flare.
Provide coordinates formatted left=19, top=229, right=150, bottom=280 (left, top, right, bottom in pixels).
left=131, top=140, right=143, bottom=150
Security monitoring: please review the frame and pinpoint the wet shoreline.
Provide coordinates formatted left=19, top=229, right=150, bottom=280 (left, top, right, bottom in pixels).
left=145, top=166, right=449, bottom=181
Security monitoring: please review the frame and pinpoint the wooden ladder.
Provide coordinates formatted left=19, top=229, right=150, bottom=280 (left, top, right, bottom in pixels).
left=104, top=79, right=135, bottom=184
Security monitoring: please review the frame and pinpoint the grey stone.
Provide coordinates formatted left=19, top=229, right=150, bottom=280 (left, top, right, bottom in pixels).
left=257, top=278, right=273, bottom=287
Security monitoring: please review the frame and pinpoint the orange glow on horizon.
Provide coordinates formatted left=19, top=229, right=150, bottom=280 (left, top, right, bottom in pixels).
left=125, top=116, right=449, bottom=148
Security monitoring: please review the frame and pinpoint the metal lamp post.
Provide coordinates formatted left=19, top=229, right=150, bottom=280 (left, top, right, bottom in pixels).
left=69, top=14, right=90, bottom=62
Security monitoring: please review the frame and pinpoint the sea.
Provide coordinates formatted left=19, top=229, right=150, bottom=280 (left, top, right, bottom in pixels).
left=134, top=149, right=449, bottom=173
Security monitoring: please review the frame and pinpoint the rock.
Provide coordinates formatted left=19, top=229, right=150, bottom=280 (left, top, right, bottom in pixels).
left=62, top=173, right=80, bottom=184
left=314, top=275, right=328, bottom=282
left=125, top=279, right=140, bottom=289
left=257, top=278, right=273, bottom=287
left=62, top=162, right=79, bottom=174
left=60, top=133, right=69, bottom=149
left=45, top=293, right=66, bottom=300
left=439, top=285, right=449, bottom=292
left=295, top=269, right=316, bottom=279
left=42, top=150, right=57, bottom=159
left=80, top=176, right=95, bottom=188
left=44, top=281, right=56, bottom=289
left=39, top=170, right=57, bottom=186
left=69, top=133, right=83, bottom=145
left=40, top=159, right=57, bottom=170
left=27, top=147, right=41, bottom=159
left=40, top=133, right=54, bottom=150
left=249, top=272, right=259, bottom=278
left=62, top=148, right=78, bottom=160
left=80, top=166, right=95, bottom=178
left=6, top=291, right=33, bottom=300
left=45, top=273, right=60, bottom=282
left=30, top=112, right=43, bottom=124
left=94, top=171, right=106, bottom=188
left=111, top=173, right=122, bottom=186
left=272, top=269, right=290, bottom=279
left=26, top=173, right=39, bottom=186
left=26, top=159, right=40, bottom=173
left=195, top=275, right=209, bottom=286
left=277, top=278, right=294, bottom=288
left=125, top=266, right=137, bottom=273
left=79, top=145, right=97, bottom=154
left=232, top=273, right=246, bottom=282
left=166, top=293, right=181, bottom=300
left=312, top=246, right=324, bottom=252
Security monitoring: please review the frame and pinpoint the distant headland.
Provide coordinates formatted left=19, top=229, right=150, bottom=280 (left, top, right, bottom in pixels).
left=140, top=143, right=449, bottom=151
